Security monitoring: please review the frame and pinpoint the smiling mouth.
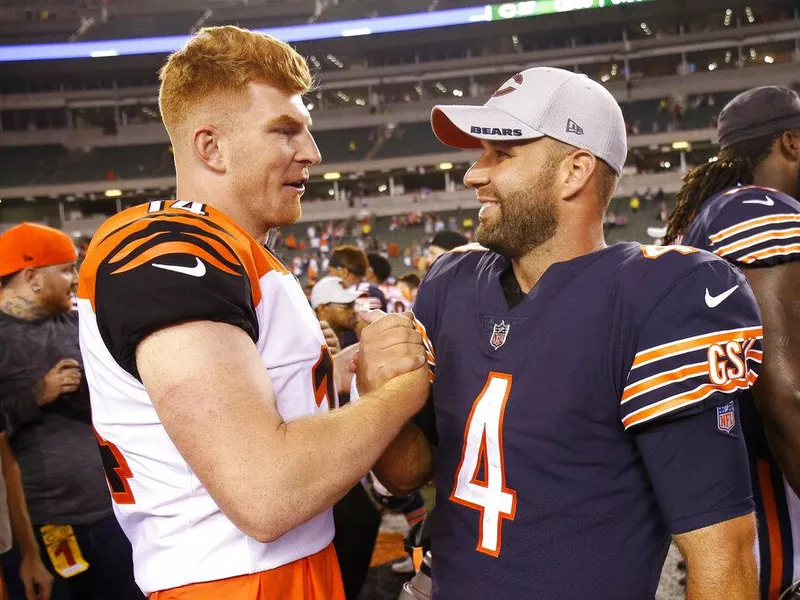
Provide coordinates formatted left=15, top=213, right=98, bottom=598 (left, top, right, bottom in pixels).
left=285, top=178, right=308, bottom=191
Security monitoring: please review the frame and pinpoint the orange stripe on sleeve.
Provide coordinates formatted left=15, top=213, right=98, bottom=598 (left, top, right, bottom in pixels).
left=632, top=327, right=763, bottom=369
left=622, top=371, right=756, bottom=429
left=739, top=243, right=800, bottom=264
left=621, top=362, right=707, bottom=404
left=110, top=241, right=240, bottom=276
left=709, top=214, right=800, bottom=244
left=109, top=231, right=168, bottom=264
left=715, top=227, right=800, bottom=257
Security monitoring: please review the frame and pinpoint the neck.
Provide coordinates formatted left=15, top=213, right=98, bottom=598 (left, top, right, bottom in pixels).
left=752, top=161, right=794, bottom=198
left=511, top=220, right=606, bottom=294
left=0, top=290, right=49, bottom=320
left=176, top=180, right=268, bottom=244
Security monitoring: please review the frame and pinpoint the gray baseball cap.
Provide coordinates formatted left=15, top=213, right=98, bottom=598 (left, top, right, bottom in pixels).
left=717, top=85, right=800, bottom=150
left=430, top=67, right=628, bottom=175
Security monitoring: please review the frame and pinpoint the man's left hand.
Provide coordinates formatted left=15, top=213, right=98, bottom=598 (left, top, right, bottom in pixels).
left=19, top=552, right=53, bottom=600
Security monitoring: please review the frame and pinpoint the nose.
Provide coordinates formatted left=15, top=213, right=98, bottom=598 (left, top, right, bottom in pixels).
left=297, top=130, right=322, bottom=166
left=463, top=160, right=489, bottom=189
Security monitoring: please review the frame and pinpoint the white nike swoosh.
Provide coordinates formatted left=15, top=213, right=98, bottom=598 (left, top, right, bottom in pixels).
left=705, top=285, right=739, bottom=308
left=152, top=257, right=207, bottom=277
left=743, top=196, right=775, bottom=206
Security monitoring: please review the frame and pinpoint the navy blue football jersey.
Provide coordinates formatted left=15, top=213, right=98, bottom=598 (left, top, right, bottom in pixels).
left=413, top=241, right=762, bottom=599
left=683, top=185, right=800, bottom=598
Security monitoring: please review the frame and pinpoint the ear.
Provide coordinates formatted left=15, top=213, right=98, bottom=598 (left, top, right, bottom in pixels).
left=192, top=125, right=226, bottom=174
left=780, top=130, right=800, bottom=162
left=21, top=268, right=42, bottom=290
left=561, top=150, right=597, bottom=200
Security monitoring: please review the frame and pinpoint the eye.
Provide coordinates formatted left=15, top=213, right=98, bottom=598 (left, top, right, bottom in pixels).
left=494, top=149, right=510, bottom=159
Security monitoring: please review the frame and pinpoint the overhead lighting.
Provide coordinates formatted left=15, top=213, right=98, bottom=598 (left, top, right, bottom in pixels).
left=725, top=50, right=732, bottom=63
left=708, top=156, right=719, bottom=163
left=435, top=82, right=447, bottom=93
left=323, top=172, right=341, bottom=180
left=601, top=74, right=611, bottom=82
left=104, top=189, right=122, bottom=197
left=764, top=55, right=774, bottom=64
left=672, top=141, right=690, bottom=150
left=378, top=184, right=388, bottom=193
left=708, top=62, right=718, bottom=71
left=452, top=89, right=463, bottom=97
left=327, top=189, right=335, bottom=196
left=438, top=162, right=454, bottom=170
left=306, top=102, right=314, bottom=110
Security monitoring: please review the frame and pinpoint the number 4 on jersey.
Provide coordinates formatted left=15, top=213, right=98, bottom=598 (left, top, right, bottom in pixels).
left=450, top=372, right=517, bottom=557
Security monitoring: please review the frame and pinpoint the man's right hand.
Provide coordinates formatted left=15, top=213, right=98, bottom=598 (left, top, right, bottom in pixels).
left=356, top=310, right=429, bottom=414
left=34, top=359, right=82, bottom=406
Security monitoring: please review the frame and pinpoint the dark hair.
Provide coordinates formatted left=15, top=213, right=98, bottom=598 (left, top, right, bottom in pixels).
left=430, top=230, right=468, bottom=251
left=0, top=271, right=20, bottom=287
left=664, top=131, right=782, bottom=244
left=330, top=245, right=368, bottom=277
left=397, top=272, right=421, bottom=289
left=367, top=253, right=391, bottom=283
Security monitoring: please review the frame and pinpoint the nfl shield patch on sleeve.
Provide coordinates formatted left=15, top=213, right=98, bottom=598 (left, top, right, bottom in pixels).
left=716, top=401, right=736, bottom=433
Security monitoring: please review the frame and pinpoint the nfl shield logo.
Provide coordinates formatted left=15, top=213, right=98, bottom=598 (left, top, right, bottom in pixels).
left=489, top=321, right=510, bottom=350
left=717, top=401, right=736, bottom=433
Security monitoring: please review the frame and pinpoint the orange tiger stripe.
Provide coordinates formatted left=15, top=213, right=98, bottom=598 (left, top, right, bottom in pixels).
left=632, top=327, right=763, bottom=368
left=186, top=232, right=238, bottom=264
left=110, top=241, right=240, bottom=276
left=109, top=231, right=169, bottom=264
left=622, top=371, right=756, bottom=429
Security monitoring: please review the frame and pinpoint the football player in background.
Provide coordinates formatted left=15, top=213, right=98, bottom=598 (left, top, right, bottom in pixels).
left=77, top=26, right=430, bottom=600
left=665, top=86, right=800, bottom=600
left=365, top=67, right=762, bottom=599
left=416, top=231, right=467, bottom=274
left=367, top=253, right=410, bottom=314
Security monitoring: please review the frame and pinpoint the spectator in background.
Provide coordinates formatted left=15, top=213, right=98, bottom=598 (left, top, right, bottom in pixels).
left=310, top=277, right=362, bottom=350
left=0, top=422, right=54, bottom=600
left=0, top=224, right=141, bottom=600
left=397, top=273, right=421, bottom=306
left=366, top=253, right=409, bottom=314
left=629, top=194, right=641, bottom=212
left=417, top=230, right=468, bottom=274
left=309, top=277, right=380, bottom=599
left=328, top=245, right=387, bottom=316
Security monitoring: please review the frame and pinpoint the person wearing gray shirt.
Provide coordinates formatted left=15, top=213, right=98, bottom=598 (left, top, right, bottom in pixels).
left=0, top=223, right=142, bottom=600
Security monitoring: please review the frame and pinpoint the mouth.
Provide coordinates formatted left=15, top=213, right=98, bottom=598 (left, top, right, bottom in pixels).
left=477, top=196, right=500, bottom=207
left=284, top=177, right=309, bottom=194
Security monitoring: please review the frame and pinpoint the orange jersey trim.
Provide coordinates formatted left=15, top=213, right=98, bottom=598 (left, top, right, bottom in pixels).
left=739, top=243, right=800, bottom=264
left=622, top=362, right=708, bottom=404
left=708, top=214, right=800, bottom=245
left=757, top=459, right=784, bottom=600
left=715, top=227, right=800, bottom=257
left=78, top=202, right=290, bottom=312
left=622, top=371, right=756, bottom=429
left=631, top=327, right=763, bottom=369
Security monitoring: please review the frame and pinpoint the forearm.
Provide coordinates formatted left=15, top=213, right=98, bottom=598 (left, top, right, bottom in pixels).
left=250, top=386, right=418, bottom=541
left=753, top=368, right=800, bottom=495
left=684, top=548, right=757, bottom=600
left=2, top=389, right=43, bottom=433
left=2, top=460, right=38, bottom=557
left=373, top=421, right=434, bottom=495
left=676, top=514, right=758, bottom=600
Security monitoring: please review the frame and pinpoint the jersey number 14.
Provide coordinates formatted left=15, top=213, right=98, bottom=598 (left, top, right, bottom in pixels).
left=450, top=372, right=517, bottom=557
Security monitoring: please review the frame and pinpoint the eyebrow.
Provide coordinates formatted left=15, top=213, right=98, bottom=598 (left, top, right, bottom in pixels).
left=265, top=114, right=312, bottom=129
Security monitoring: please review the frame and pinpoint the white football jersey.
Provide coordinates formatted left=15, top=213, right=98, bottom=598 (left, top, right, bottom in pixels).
left=78, top=201, right=336, bottom=594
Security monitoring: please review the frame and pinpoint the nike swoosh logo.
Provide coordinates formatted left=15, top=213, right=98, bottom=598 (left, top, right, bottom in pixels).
left=705, top=285, right=739, bottom=308
left=743, top=196, right=775, bottom=206
left=152, top=257, right=206, bottom=277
